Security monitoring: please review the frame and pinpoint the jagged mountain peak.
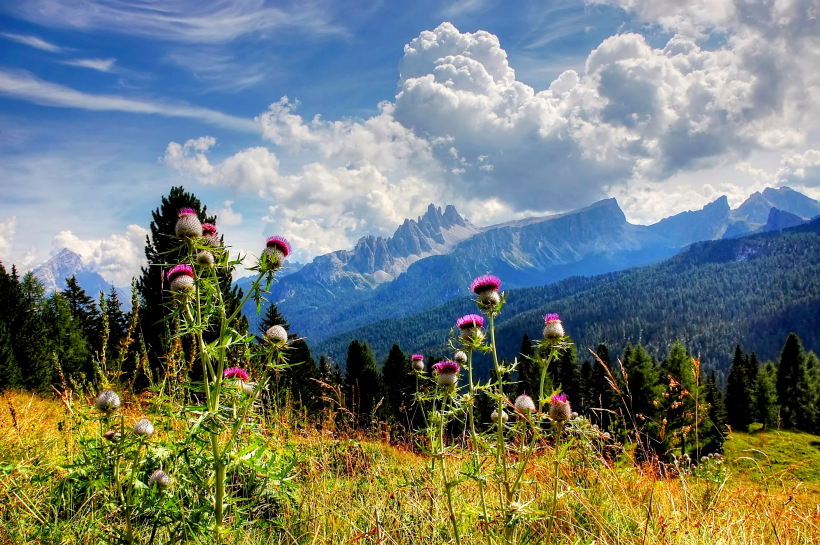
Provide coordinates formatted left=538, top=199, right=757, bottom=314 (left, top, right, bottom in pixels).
left=32, top=248, right=130, bottom=308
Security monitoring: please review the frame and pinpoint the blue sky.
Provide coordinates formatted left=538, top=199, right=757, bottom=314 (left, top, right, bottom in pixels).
left=1, top=0, right=819, bottom=284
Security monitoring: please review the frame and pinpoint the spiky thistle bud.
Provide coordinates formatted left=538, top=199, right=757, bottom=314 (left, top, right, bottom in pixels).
left=264, top=236, right=291, bottom=268
left=454, top=351, right=468, bottom=364
left=432, top=360, right=460, bottom=387
left=167, top=264, right=195, bottom=292
left=265, top=325, right=288, bottom=345
left=95, top=390, right=121, bottom=414
left=548, top=394, right=571, bottom=422
left=196, top=250, right=214, bottom=267
left=514, top=393, right=536, bottom=414
left=201, top=223, right=220, bottom=247
left=543, top=313, right=564, bottom=341
left=133, top=418, right=154, bottom=437
left=490, top=409, right=509, bottom=423
left=456, top=314, right=484, bottom=341
left=175, top=208, right=202, bottom=238
left=149, top=469, right=172, bottom=490
left=411, top=354, right=425, bottom=371
left=471, top=274, right=501, bottom=307
left=243, top=382, right=256, bottom=396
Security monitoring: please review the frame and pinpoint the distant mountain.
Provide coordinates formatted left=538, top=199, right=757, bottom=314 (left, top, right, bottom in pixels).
left=313, top=218, right=820, bottom=379
left=243, top=187, right=820, bottom=343
left=33, top=249, right=130, bottom=309
left=761, top=208, right=806, bottom=232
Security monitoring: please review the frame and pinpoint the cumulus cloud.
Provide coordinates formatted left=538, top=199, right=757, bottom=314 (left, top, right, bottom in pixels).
left=52, top=225, right=149, bottom=285
left=165, top=9, right=820, bottom=257
left=0, top=216, right=17, bottom=262
left=216, top=200, right=243, bottom=226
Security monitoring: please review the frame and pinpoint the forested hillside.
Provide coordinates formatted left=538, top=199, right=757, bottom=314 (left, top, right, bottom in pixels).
left=313, top=218, right=820, bottom=379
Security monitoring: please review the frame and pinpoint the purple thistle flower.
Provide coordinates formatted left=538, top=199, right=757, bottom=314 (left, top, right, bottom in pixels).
left=470, top=274, right=501, bottom=294
left=224, top=367, right=250, bottom=382
left=179, top=207, right=197, bottom=217
left=549, top=393, right=572, bottom=421
left=432, top=360, right=460, bottom=374
left=544, top=313, right=560, bottom=323
left=202, top=223, right=217, bottom=235
left=166, top=264, right=194, bottom=282
left=456, top=314, right=485, bottom=329
left=266, top=236, right=291, bottom=258
left=550, top=393, right=567, bottom=404
left=411, top=354, right=424, bottom=361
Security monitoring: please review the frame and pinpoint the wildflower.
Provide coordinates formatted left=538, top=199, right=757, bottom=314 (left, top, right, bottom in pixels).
left=411, top=354, right=425, bottom=371
left=542, top=313, right=564, bottom=341
left=95, top=390, right=121, bottom=414
left=514, top=393, right=536, bottom=414
left=432, top=360, right=460, bottom=386
left=103, top=430, right=120, bottom=443
left=196, top=250, right=214, bottom=267
left=548, top=393, right=571, bottom=422
left=202, top=223, right=220, bottom=247
left=224, top=367, right=250, bottom=383
left=454, top=350, right=468, bottom=364
left=243, top=382, right=256, bottom=396
left=167, top=264, right=195, bottom=292
left=456, top=314, right=484, bottom=340
left=265, top=324, right=288, bottom=345
left=471, top=274, right=501, bottom=307
left=175, top=207, right=203, bottom=238
left=490, top=409, right=509, bottom=423
left=133, top=418, right=154, bottom=437
left=149, top=469, right=172, bottom=490
left=265, top=236, right=291, bottom=267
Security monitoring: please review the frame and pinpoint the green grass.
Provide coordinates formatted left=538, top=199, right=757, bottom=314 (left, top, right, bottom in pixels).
left=726, top=423, right=820, bottom=496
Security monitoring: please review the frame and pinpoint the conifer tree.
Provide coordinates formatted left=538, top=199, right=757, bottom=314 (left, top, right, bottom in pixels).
left=516, top=333, right=538, bottom=396
left=755, top=362, right=778, bottom=430
left=16, top=273, right=52, bottom=389
left=382, top=344, right=414, bottom=425
left=260, top=301, right=319, bottom=412
left=661, top=342, right=696, bottom=456
left=137, top=186, right=246, bottom=379
left=776, top=333, right=807, bottom=429
left=701, top=370, right=726, bottom=453
left=550, top=340, right=580, bottom=406
left=345, top=340, right=384, bottom=426
left=725, top=345, right=754, bottom=431
left=106, top=286, right=128, bottom=358
left=579, top=359, right=593, bottom=415
left=622, top=343, right=662, bottom=459
left=590, top=343, right=619, bottom=430
left=0, top=263, right=23, bottom=388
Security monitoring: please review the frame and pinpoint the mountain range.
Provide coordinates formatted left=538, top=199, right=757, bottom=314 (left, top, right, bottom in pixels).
left=244, top=186, right=820, bottom=341
left=32, top=248, right=131, bottom=308
left=312, top=216, right=820, bottom=380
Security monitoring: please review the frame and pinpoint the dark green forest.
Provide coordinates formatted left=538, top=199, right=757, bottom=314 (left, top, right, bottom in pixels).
left=314, top=218, right=820, bottom=381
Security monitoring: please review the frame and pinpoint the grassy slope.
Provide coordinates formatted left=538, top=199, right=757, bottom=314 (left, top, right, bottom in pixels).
left=2, top=390, right=820, bottom=544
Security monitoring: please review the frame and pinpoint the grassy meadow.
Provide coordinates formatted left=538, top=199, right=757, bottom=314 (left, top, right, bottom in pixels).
left=2, top=388, right=819, bottom=545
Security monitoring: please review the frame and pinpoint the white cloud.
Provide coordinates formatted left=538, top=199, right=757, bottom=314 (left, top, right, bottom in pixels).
left=63, top=58, right=116, bottom=72
left=0, top=69, right=259, bottom=132
left=5, top=0, right=345, bottom=43
left=0, top=32, right=63, bottom=52
left=0, top=216, right=18, bottom=262
left=165, top=49, right=269, bottom=92
left=164, top=13, right=820, bottom=258
left=216, top=200, right=243, bottom=226
left=52, top=224, right=149, bottom=286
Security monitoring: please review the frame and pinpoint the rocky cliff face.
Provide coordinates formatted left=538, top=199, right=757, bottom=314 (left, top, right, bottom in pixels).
left=761, top=208, right=806, bottom=232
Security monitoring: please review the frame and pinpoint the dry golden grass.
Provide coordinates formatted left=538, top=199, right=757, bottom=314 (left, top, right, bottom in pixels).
left=2, top=389, right=819, bottom=544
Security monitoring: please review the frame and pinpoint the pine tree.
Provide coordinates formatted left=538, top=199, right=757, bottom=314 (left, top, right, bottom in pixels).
left=590, top=343, right=619, bottom=430
left=16, top=273, right=52, bottom=390
left=0, top=263, right=23, bottom=388
left=345, top=340, right=384, bottom=426
left=701, top=370, right=726, bottom=453
left=661, top=342, right=696, bottom=456
left=622, top=343, right=662, bottom=459
left=259, top=301, right=319, bottom=412
left=755, top=362, right=778, bottom=430
left=550, top=340, right=580, bottom=407
left=776, top=333, right=807, bottom=429
left=382, top=344, right=414, bottom=426
left=136, top=186, right=247, bottom=380
left=579, top=359, right=593, bottom=415
left=106, top=286, right=128, bottom=359
left=725, top=345, right=753, bottom=432
left=516, top=333, right=539, bottom=396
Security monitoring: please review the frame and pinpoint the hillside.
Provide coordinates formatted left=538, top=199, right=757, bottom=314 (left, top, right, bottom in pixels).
left=313, top=218, right=820, bottom=378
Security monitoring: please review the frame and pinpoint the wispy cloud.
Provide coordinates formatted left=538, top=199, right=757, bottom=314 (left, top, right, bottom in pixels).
left=63, top=58, right=117, bottom=72
left=164, top=49, right=270, bottom=92
left=0, top=69, right=259, bottom=132
left=6, top=0, right=346, bottom=43
left=441, top=0, right=490, bottom=17
left=0, top=32, right=63, bottom=52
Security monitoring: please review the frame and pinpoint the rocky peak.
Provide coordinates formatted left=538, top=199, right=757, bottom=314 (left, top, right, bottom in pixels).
left=761, top=208, right=806, bottom=232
